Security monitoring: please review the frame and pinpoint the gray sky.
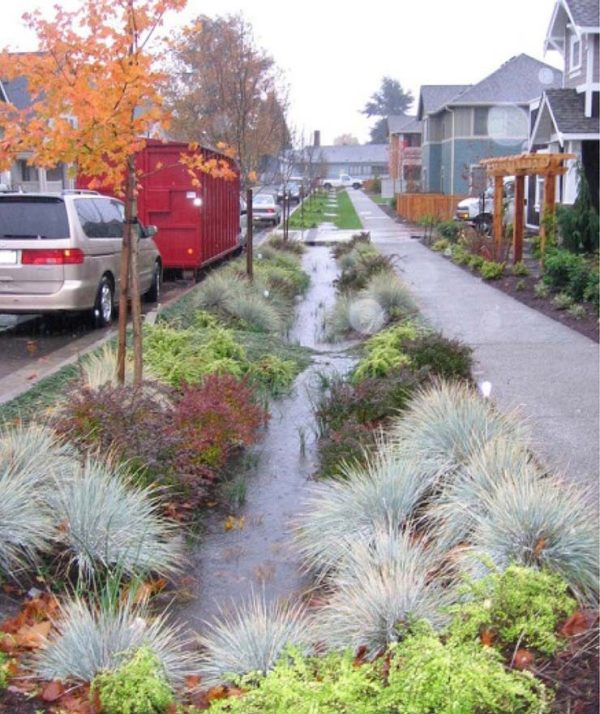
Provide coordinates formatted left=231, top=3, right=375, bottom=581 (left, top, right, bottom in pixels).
left=1, top=0, right=561, bottom=145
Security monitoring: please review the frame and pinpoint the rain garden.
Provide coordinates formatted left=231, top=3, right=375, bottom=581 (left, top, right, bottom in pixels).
left=0, top=231, right=597, bottom=713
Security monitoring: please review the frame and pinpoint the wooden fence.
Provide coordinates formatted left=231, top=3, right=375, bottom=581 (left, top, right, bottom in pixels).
left=396, top=193, right=466, bottom=223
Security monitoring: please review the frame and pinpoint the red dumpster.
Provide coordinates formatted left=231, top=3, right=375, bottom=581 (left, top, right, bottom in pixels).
left=78, top=139, right=241, bottom=273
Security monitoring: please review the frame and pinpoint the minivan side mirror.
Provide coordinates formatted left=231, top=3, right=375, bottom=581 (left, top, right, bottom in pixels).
left=143, top=225, right=158, bottom=238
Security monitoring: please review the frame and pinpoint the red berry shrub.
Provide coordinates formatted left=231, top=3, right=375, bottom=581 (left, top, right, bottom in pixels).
left=55, top=375, right=268, bottom=504
left=170, top=374, right=268, bottom=491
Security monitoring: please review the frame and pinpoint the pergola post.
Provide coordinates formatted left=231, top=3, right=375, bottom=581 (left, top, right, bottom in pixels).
left=512, top=174, right=525, bottom=264
left=493, top=174, right=504, bottom=257
left=540, top=172, right=557, bottom=260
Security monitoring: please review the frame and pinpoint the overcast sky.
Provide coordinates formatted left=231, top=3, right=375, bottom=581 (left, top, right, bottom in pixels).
left=1, top=0, right=562, bottom=145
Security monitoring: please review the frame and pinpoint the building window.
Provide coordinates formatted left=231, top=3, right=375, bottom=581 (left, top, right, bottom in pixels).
left=17, top=160, right=37, bottom=183
left=569, top=34, right=582, bottom=71
left=46, top=164, right=65, bottom=182
left=473, top=107, right=488, bottom=136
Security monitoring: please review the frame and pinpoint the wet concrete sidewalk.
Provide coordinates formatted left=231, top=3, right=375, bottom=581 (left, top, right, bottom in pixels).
left=346, top=190, right=599, bottom=502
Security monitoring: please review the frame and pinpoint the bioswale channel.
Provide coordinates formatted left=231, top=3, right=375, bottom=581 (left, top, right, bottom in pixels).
left=174, top=244, right=355, bottom=631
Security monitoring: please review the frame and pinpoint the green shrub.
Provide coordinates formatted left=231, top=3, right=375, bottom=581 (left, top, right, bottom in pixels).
left=144, top=324, right=248, bottom=387
left=584, top=269, right=599, bottom=311
left=543, top=249, right=593, bottom=301
left=352, top=347, right=411, bottom=382
left=552, top=292, right=574, bottom=310
left=436, top=220, right=460, bottom=242
left=515, top=279, right=526, bottom=291
left=451, top=244, right=470, bottom=265
left=91, top=646, right=174, bottom=714
left=207, top=648, right=383, bottom=713
left=555, top=166, right=599, bottom=253
left=511, top=261, right=529, bottom=277
left=566, top=303, right=586, bottom=320
left=432, top=238, right=450, bottom=252
left=402, top=333, right=473, bottom=381
left=0, top=652, right=8, bottom=689
left=479, top=261, right=505, bottom=280
left=248, top=355, right=297, bottom=395
left=467, top=254, right=484, bottom=270
left=316, top=369, right=421, bottom=435
left=448, top=565, right=576, bottom=656
left=533, top=280, right=550, bottom=298
left=379, top=623, right=550, bottom=713
left=317, top=418, right=377, bottom=479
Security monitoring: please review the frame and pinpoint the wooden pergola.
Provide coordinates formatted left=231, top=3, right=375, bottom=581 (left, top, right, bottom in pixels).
left=480, top=152, right=575, bottom=263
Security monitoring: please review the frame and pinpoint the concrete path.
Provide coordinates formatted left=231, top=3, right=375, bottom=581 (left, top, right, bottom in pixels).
left=347, top=190, right=599, bottom=502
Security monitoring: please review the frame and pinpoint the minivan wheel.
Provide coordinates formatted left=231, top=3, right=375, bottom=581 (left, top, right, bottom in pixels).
left=145, top=261, right=161, bottom=303
left=94, top=276, right=114, bottom=327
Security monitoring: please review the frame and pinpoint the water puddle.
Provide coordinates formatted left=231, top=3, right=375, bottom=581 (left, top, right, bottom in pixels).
left=174, top=246, right=355, bottom=631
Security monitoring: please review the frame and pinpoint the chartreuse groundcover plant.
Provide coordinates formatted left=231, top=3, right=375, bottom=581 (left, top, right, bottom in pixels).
left=206, top=624, right=550, bottom=713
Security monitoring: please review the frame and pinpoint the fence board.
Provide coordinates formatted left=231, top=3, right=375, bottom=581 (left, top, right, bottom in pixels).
left=396, top=193, right=466, bottom=223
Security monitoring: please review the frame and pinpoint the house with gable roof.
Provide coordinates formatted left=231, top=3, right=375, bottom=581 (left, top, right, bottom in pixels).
left=418, top=55, right=562, bottom=196
left=529, top=0, right=599, bottom=218
left=0, top=74, right=73, bottom=192
left=387, top=113, right=422, bottom=193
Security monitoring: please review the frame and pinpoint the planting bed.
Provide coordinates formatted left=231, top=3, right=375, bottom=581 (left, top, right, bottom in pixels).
left=0, top=234, right=597, bottom=713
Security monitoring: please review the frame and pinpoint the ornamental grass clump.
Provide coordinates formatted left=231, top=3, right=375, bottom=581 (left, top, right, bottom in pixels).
left=0, top=461, right=55, bottom=578
left=53, top=459, right=183, bottom=581
left=389, top=381, right=526, bottom=482
left=465, top=473, right=599, bottom=605
left=0, top=421, right=76, bottom=484
left=225, top=288, right=284, bottom=333
left=295, top=448, right=442, bottom=578
left=33, top=597, right=195, bottom=686
left=198, top=593, right=310, bottom=686
left=362, top=271, right=417, bottom=319
left=428, top=438, right=537, bottom=550
left=316, top=532, right=454, bottom=657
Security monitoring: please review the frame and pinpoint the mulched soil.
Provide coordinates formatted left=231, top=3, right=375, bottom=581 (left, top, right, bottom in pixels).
left=0, top=689, right=51, bottom=713
left=375, top=203, right=598, bottom=343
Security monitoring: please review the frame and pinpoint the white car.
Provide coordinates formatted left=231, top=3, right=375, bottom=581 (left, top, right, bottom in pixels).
left=252, top=194, right=281, bottom=226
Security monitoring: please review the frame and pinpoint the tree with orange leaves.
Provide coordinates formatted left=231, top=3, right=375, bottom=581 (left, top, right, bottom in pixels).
left=0, top=0, right=235, bottom=384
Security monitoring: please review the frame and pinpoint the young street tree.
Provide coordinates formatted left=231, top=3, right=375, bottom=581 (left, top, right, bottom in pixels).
left=361, top=77, right=414, bottom=144
left=166, top=13, right=289, bottom=187
left=0, top=0, right=234, bottom=384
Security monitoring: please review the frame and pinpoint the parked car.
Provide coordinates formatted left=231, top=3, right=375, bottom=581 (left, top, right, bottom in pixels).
left=321, top=174, right=363, bottom=190
left=252, top=193, right=281, bottom=226
left=276, top=181, right=301, bottom=204
left=455, top=178, right=515, bottom=233
left=0, top=191, right=161, bottom=327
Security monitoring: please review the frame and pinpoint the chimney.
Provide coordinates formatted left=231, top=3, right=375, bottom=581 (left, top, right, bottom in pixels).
left=313, top=130, right=321, bottom=147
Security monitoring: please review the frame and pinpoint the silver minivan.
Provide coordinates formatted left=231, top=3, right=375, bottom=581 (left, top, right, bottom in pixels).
left=0, top=191, right=162, bottom=326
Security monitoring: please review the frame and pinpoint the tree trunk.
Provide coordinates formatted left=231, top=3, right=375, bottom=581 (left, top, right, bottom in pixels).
left=129, top=159, right=143, bottom=385
left=116, top=162, right=134, bottom=385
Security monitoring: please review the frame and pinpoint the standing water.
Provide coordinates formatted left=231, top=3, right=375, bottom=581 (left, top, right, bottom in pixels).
left=174, top=245, right=355, bottom=632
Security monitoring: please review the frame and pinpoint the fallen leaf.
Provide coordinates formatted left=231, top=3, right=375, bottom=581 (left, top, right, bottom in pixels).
left=207, top=685, right=227, bottom=702
left=185, top=674, right=201, bottom=690
left=480, top=629, right=495, bottom=647
left=224, top=515, right=245, bottom=531
left=41, top=680, right=65, bottom=701
left=513, top=648, right=535, bottom=670
left=26, top=373, right=38, bottom=381
left=532, top=537, right=547, bottom=557
left=14, top=620, right=51, bottom=649
left=560, top=610, right=591, bottom=638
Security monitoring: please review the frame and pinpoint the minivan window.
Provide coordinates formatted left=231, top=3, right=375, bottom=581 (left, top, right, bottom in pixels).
left=0, top=196, right=69, bottom=239
left=75, top=198, right=124, bottom=238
